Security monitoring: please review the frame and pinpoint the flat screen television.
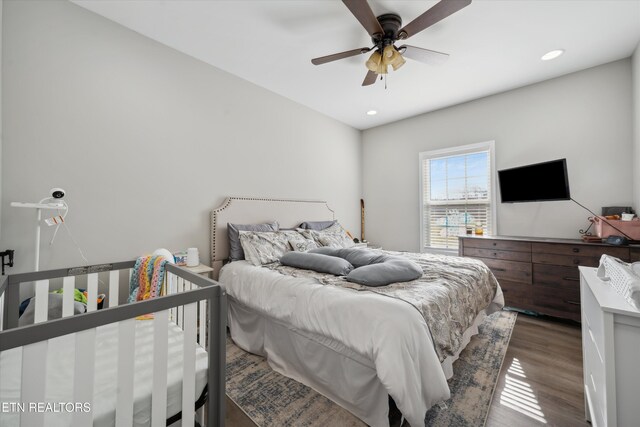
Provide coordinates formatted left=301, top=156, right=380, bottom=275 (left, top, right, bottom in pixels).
left=498, top=159, right=570, bottom=203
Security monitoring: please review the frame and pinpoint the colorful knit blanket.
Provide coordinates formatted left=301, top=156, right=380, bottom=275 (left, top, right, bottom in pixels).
left=128, top=255, right=168, bottom=305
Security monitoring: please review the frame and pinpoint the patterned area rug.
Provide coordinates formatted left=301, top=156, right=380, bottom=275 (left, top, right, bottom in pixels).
left=226, top=310, right=517, bottom=427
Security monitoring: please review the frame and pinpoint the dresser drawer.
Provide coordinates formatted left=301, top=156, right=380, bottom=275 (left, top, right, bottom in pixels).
left=462, top=238, right=531, bottom=253
left=631, top=247, right=640, bottom=262
left=532, top=285, right=581, bottom=320
left=533, top=264, right=580, bottom=291
left=463, top=247, right=531, bottom=262
left=477, top=258, right=532, bottom=284
left=532, top=242, right=629, bottom=259
left=499, top=280, right=534, bottom=310
left=583, top=330, right=607, bottom=425
left=581, top=282, right=605, bottom=361
left=532, top=252, right=601, bottom=268
left=585, top=369, right=606, bottom=427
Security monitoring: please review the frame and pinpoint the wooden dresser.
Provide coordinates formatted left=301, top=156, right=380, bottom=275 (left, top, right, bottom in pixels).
left=459, top=235, right=639, bottom=321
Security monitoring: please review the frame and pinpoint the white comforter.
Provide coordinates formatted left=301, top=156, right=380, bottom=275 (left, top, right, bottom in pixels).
left=221, top=260, right=494, bottom=427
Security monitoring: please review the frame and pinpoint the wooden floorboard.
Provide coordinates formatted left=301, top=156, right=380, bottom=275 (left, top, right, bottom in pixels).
left=485, top=314, right=588, bottom=427
left=225, top=314, right=589, bottom=427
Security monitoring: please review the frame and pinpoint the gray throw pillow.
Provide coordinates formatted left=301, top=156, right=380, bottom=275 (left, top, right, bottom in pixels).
left=310, top=247, right=386, bottom=268
left=346, top=258, right=423, bottom=287
left=299, top=220, right=337, bottom=231
left=280, top=252, right=354, bottom=276
left=228, top=221, right=279, bottom=261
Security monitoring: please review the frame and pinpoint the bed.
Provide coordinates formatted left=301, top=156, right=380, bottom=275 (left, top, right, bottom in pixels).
left=212, top=197, right=504, bottom=427
left=0, top=261, right=226, bottom=427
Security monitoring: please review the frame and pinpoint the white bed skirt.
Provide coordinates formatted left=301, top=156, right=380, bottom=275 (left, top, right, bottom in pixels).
left=228, top=297, right=495, bottom=427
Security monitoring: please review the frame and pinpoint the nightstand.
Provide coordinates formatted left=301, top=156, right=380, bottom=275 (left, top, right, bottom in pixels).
left=183, top=263, right=214, bottom=278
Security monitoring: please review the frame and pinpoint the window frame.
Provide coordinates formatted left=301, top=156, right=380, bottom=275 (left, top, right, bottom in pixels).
left=418, top=140, right=497, bottom=254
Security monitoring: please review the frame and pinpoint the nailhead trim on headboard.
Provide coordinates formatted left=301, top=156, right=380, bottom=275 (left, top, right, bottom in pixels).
left=210, top=196, right=335, bottom=267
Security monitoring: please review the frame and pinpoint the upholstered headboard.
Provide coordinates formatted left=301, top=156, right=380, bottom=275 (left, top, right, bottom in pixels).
left=210, top=197, right=335, bottom=279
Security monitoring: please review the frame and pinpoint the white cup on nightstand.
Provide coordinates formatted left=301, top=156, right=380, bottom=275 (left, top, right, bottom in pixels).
left=187, top=247, right=199, bottom=267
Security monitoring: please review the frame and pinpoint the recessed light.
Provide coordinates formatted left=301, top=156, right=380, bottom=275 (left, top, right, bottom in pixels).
left=366, top=110, right=377, bottom=116
left=541, top=49, right=564, bottom=61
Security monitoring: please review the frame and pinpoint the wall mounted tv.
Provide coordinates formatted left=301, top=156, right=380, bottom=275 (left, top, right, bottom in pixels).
left=498, top=158, right=571, bottom=203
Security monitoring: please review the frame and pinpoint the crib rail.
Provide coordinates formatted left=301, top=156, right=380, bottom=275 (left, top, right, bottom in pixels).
left=0, top=262, right=226, bottom=427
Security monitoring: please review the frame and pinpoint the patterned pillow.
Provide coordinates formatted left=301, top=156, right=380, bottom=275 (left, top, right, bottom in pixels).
left=239, top=231, right=291, bottom=266
left=279, top=230, right=319, bottom=252
left=298, top=223, right=355, bottom=248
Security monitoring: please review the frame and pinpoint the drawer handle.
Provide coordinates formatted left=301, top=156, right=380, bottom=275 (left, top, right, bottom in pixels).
left=493, top=252, right=497, bottom=256
left=493, top=268, right=506, bottom=272
left=493, top=243, right=497, bottom=246
left=564, top=300, right=581, bottom=306
left=562, top=277, right=580, bottom=282
left=573, top=259, right=581, bottom=265
left=572, top=248, right=580, bottom=253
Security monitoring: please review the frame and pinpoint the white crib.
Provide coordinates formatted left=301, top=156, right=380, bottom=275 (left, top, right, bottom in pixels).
left=0, top=261, right=226, bottom=427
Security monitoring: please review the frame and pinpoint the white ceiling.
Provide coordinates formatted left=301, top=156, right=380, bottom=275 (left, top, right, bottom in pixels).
left=73, top=0, right=640, bottom=130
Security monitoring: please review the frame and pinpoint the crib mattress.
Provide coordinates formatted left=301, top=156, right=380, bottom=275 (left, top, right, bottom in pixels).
left=0, top=319, right=208, bottom=427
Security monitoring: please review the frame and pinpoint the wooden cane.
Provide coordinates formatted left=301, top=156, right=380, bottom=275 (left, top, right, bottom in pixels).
left=360, top=199, right=365, bottom=242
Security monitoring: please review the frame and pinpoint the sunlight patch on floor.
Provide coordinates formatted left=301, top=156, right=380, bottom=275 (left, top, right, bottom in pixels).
left=499, top=358, right=547, bottom=424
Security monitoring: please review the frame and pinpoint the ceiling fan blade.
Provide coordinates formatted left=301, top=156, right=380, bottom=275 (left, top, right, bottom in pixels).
left=342, top=0, right=384, bottom=37
left=311, top=47, right=371, bottom=65
left=399, top=0, right=472, bottom=39
left=362, top=70, right=378, bottom=86
left=399, top=45, right=449, bottom=65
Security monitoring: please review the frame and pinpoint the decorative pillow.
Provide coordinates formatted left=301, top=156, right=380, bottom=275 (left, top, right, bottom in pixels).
left=310, top=247, right=385, bottom=267
left=298, top=222, right=355, bottom=249
left=228, top=221, right=279, bottom=261
left=346, top=258, right=423, bottom=287
left=299, top=220, right=338, bottom=231
left=318, top=233, right=356, bottom=248
left=279, top=230, right=319, bottom=252
left=309, top=247, right=423, bottom=287
left=239, top=231, right=291, bottom=266
left=280, top=252, right=354, bottom=276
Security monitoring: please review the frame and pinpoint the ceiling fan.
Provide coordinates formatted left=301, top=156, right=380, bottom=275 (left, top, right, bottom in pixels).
left=311, top=0, right=472, bottom=86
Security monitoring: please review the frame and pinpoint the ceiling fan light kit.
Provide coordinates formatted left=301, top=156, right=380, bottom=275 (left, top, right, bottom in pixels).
left=311, top=0, right=472, bottom=87
left=365, top=50, right=383, bottom=73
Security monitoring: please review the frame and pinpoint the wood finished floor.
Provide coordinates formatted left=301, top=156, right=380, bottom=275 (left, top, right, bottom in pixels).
left=225, top=314, right=588, bottom=427
left=485, top=314, right=588, bottom=427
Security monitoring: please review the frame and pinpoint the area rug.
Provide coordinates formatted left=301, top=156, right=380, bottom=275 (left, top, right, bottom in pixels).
left=226, top=310, right=517, bottom=427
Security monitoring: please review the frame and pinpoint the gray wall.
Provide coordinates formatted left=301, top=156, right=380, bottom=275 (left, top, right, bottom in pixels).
left=634, top=42, right=640, bottom=211
left=363, top=59, right=633, bottom=252
left=0, top=0, right=362, bottom=273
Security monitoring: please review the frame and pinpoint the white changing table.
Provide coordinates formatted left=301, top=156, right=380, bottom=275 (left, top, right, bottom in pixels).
left=579, top=266, right=640, bottom=427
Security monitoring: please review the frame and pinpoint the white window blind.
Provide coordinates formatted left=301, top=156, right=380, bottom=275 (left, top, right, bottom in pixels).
left=420, top=142, right=495, bottom=251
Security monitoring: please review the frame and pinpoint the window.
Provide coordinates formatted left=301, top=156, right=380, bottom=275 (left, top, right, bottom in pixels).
left=419, top=141, right=496, bottom=252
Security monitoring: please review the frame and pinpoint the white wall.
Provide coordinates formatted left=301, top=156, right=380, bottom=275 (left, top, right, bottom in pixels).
left=0, top=0, right=362, bottom=273
left=0, top=0, right=3, bottom=240
left=633, top=42, right=640, bottom=211
left=363, top=59, right=633, bottom=252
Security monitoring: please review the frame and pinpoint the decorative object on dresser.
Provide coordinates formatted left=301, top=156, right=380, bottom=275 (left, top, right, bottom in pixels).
left=459, top=235, right=637, bottom=321
left=580, top=266, right=640, bottom=427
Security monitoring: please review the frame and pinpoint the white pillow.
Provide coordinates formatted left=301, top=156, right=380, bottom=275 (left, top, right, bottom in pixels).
left=239, top=231, right=291, bottom=266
